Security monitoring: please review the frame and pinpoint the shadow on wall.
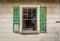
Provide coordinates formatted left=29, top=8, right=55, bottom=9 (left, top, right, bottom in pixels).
left=0, top=0, right=60, bottom=3
left=14, top=32, right=39, bottom=35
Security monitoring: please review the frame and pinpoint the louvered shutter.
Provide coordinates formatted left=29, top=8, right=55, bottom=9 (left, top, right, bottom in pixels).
left=40, top=7, right=46, bottom=33
left=13, top=6, right=20, bottom=33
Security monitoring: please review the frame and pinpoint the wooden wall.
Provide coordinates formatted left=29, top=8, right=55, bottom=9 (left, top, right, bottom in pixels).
left=0, top=1, right=60, bottom=41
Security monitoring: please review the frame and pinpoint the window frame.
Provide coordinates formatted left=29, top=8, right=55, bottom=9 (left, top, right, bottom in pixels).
left=19, top=5, right=40, bottom=33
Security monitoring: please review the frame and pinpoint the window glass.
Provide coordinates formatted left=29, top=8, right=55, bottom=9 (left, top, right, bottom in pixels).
left=22, top=8, right=37, bottom=32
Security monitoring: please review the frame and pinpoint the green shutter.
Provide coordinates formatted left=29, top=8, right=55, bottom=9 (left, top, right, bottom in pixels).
left=40, top=7, right=46, bottom=33
left=13, top=6, right=20, bottom=33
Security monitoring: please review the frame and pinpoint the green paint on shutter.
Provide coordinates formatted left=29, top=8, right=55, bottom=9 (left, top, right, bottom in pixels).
left=40, top=7, right=46, bottom=33
left=13, top=18, right=19, bottom=24
left=13, top=6, right=20, bottom=18
left=13, top=6, right=20, bottom=33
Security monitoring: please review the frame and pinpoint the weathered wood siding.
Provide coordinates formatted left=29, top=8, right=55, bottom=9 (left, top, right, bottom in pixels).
left=0, top=2, right=60, bottom=41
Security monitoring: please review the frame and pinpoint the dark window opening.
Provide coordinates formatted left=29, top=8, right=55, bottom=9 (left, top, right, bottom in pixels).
left=22, top=8, right=37, bottom=32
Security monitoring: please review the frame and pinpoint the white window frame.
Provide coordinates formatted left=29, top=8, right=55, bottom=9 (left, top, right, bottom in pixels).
left=19, top=5, right=40, bottom=33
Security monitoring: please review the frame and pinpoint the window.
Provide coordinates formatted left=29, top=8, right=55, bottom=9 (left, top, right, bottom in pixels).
left=20, top=5, right=40, bottom=33
left=13, top=5, right=47, bottom=33
left=22, top=8, right=37, bottom=32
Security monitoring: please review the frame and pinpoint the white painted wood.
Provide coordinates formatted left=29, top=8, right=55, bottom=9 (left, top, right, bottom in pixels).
left=19, top=5, right=40, bottom=33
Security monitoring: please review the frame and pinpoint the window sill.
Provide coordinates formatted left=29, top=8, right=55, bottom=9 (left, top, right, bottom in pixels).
left=20, top=31, right=39, bottom=34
